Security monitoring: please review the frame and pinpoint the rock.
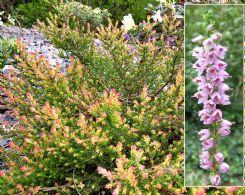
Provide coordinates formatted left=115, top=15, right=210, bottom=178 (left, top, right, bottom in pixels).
left=0, top=25, right=70, bottom=68
left=2, top=65, right=19, bottom=74
left=0, top=138, right=12, bottom=148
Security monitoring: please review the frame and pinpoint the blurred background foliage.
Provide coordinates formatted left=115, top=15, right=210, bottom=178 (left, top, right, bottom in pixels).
left=185, top=5, right=243, bottom=186
left=0, top=0, right=183, bottom=27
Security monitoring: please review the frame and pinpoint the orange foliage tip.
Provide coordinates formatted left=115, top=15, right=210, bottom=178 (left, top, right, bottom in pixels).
left=20, top=166, right=27, bottom=172
left=192, top=188, right=206, bottom=195
left=20, top=126, right=25, bottom=131
left=225, top=187, right=239, bottom=194
left=8, top=141, right=15, bottom=149
left=16, top=184, right=25, bottom=192
left=0, top=170, right=5, bottom=177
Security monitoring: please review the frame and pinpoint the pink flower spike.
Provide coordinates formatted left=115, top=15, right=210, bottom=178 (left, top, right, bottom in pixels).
left=206, top=66, right=218, bottom=80
left=200, top=113, right=214, bottom=125
left=192, top=47, right=205, bottom=58
left=219, top=162, right=229, bottom=173
left=219, top=126, right=231, bottom=136
left=193, top=76, right=206, bottom=90
left=214, top=152, right=224, bottom=163
left=204, top=100, right=216, bottom=111
left=198, top=129, right=210, bottom=141
left=214, top=45, right=227, bottom=59
left=218, top=83, right=230, bottom=93
left=220, top=94, right=231, bottom=105
left=212, top=77, right=224, bottom=86
left=193, top=76, right=206, bottom=84
left=205, top=51, right=217, bottom=65
left=215, top=60, right=227, bottom=70
left=199, top=151, right=211, bottom=159
left=201, top=138, right=214, bottom=150
left=212, top=109, right=222, bottom=121
left=211, top=92, right=222, bottom=104
left=203, top=83, right=214, bottom=94
left=203, top=38, right=215, bottom=51
left=193, top=59, right=206, bottom=75
left=211, top=32, right=222, bottom=40
left=210, top=174, right=221, bottom=186
left=200, top=158, right=213, bottom=170
left=192, top=31, right=231, bottom=185
left=221, top=119, right=232, bottom=128
left=218, top=70, right=229, bottom=79
left=193, top=91, right=208, bottom=104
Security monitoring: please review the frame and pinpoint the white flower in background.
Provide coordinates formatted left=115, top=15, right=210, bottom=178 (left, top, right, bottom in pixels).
left=0, top=11, right=4, bottom=26
left=207, top=24, right=214, bottom=32
left=122, top=14, right=136, bottom=31
left=157, top=0, right=166, bottom=4
left=93, top=8, right=101, bottom=14
left=152, top=10, right=163, bottom=22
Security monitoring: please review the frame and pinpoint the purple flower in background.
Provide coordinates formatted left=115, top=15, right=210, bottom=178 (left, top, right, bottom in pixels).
left=135, top=32, right=142, bottom=41
left=124, top=33, right=130, bottom=41
left=167, top=36, right=176, bottom=47
left=149, top=34, right=157, bottom=42
left=192, top=27, right=232, bottom=186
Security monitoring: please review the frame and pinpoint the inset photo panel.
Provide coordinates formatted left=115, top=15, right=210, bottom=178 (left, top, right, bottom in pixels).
left=185, top=5, right=244, bottom=187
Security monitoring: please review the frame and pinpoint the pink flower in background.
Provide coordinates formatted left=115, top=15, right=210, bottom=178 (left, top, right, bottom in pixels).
left=192, top=28, right=231, bottom=186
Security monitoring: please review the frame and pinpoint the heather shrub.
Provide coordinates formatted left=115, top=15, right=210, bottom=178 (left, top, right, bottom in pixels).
left=37, top=15, right=183, bottom=102
left=0, top=14, right=183, bottom=194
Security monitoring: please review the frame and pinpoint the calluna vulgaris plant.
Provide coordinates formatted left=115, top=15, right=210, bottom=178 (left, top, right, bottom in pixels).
left=192, top=26, right=231, bottom=186
left=0, top=14, right=184, bottom=194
